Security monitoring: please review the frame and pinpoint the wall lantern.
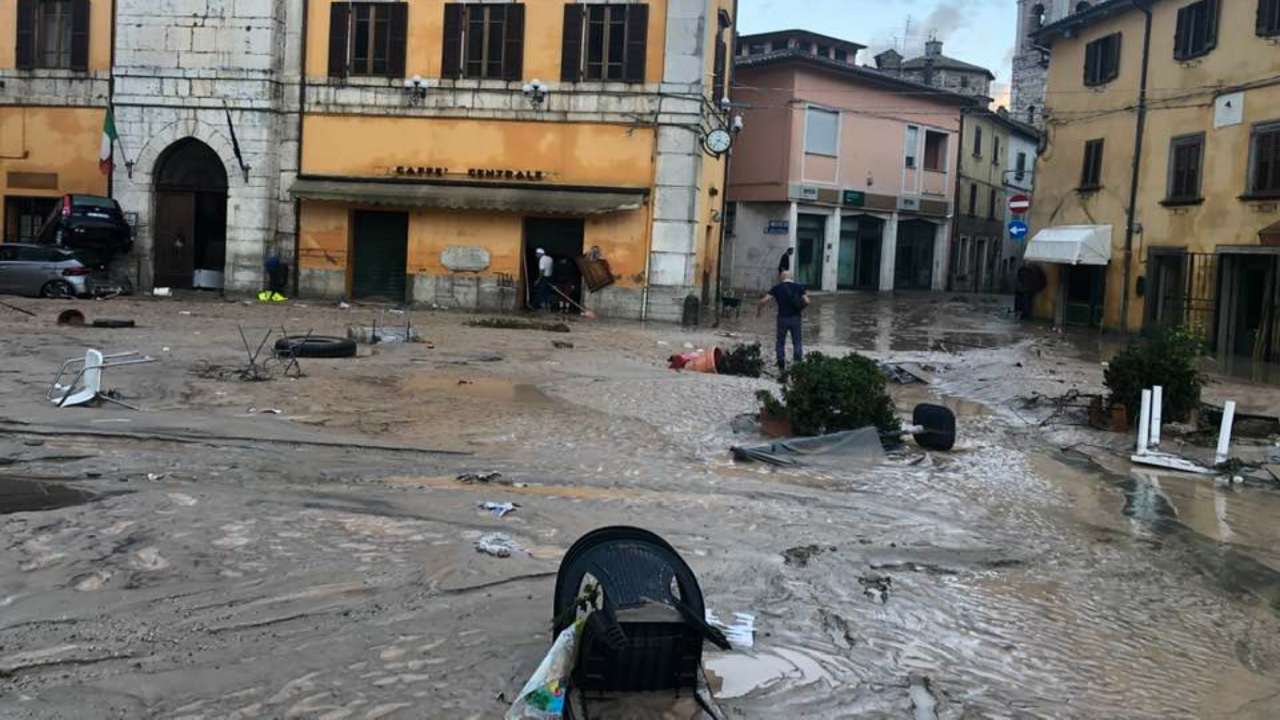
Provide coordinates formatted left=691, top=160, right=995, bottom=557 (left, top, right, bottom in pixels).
left=404, top=75, right=428, bottom=103
left=522, top=79, right=549, bottom=110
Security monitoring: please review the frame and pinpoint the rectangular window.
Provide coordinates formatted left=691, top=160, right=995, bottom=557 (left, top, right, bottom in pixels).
left=904, top=125, right=920, bottom=168
left=563, top=4, right=647, bottom=83
left=16, top=0, right=88, bottom=71
left=1016, top=151, right=1028, bottom=180
left=805, top=107, right=839, bottom=156
left=988, top=188, right=998, bottom=219
left=4, top=196, right=58, bottom=243
left=834, top=48, right=848, bottom=62
left=968, top=183, right=978, bottom=216
left=37, top=0, right=72, bottom=68
left=330, top=2, right=407, bottom=78
left=924, top=130, right=947, bottom=172
left=466, top=4, right=510, bottom=79
left=1166, top=133, right=1205, bottom=202
left=1083, top=32, right=1121, bottom=86
left=1174, top=0, right=1219, bottom=60
left=441, top=3, right=523, bottom=80
left=1261, top=0, right=1280, bottom=36
left=973, top=126, right=983, bottom=158
left=1081, top=138, right=1105, bottom=189
left=992, top=136, right=1001, bottom=166
left=1248, top=122, right=1280, bottom=196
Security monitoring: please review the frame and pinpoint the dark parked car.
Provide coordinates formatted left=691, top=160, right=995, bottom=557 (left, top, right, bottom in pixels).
left=37, top=194, right=133, bottom=265
left=0, top=243, right=94, bottom=298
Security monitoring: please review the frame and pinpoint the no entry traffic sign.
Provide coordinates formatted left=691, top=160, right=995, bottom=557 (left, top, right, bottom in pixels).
left=1008, top=194, right=1031, bottom=214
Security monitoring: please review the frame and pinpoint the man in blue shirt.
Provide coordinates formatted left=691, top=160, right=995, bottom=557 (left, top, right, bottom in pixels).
left=757, top=271, right=810, bottom=372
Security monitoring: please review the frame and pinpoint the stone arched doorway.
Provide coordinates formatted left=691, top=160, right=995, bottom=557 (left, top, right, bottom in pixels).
left=152, top=138, right=228, bottom=289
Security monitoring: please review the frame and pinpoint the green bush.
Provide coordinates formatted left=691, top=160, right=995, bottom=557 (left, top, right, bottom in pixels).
left=1104, top=327, right=1205, bottom=423
left=757, top=352, right=901, bottom=436
left=717, top=343, right=764, bottom=378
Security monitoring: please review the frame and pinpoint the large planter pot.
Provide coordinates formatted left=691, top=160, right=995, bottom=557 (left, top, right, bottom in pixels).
left=760, top=409, right=793, bottom=438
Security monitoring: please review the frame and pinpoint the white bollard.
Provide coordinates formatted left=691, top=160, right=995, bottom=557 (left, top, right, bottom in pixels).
left=1137, top=389, right=1153, bottom=455
left=1215, top=401, right=1237, bottom=466
left=1150, top=386, right=1163, bottom=448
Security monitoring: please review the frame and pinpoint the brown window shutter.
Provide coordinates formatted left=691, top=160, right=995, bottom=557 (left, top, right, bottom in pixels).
left=328, top=2, right=350, bottom=78
left=70, top=0, right=91, bottom=71
left=15, top=0, right=36, bottom=70
left=560, top=4, right=584, bottom=82
left=386, top=3, right=408, bottom=78
left=441, top=4, right=463, bottom=79
left=624, top=4, right=649, bottom=83
left=503, top=4, right=525, bottom=81
left=713, top=34, right=727, bottom=102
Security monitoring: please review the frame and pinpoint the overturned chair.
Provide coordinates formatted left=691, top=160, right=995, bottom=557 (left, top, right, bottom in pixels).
left=552, top=527, right=730, bottom=718
left=48, top=349, right=156, bottom=409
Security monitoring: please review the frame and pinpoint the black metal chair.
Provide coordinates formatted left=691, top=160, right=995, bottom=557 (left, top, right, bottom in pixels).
left=553, top=527, right=729, bottom=701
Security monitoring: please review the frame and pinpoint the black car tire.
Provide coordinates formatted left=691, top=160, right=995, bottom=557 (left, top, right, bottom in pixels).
left=274, top=335, right=358, bottom=359
left=40, top=280, right=75, bottom=298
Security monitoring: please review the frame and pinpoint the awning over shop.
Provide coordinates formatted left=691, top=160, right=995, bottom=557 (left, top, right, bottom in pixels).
left=289, top=178, right=647, bottom=215
left=1023, top=225, right=1113, bottom=266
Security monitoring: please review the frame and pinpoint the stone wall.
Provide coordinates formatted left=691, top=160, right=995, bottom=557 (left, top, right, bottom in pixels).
left=110, top=0, right=303, bottom=292
left=1011, top=0, right=1072, bottom=129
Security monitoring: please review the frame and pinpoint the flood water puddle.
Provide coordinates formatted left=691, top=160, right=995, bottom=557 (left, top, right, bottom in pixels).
left=705, top=647, right=840, bottom=699
left=0, top=477, right=100, bottom=514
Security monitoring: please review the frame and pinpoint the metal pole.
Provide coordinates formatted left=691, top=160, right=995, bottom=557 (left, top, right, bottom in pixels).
left=1215, top=400, right=1237, bottom=466
left=1137, top=388, right=1152, bottom=455
left=1150, top=385, right=1163, bottom=448
left=1120, top=1, right=1154, bottom=334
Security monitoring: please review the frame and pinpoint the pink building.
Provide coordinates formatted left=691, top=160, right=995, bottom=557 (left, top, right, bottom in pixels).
left=726, top=30, right=976, bottom=294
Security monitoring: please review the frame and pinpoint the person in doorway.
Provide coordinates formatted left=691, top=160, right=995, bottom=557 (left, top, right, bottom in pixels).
left=534, top=248, right=554, bottom=310
left=757, top=270, right=809, bottom=373
left=778, top=247, right=794, bottom=278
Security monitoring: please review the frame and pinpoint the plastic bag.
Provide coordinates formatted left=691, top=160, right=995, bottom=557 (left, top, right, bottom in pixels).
left=505, top=624, right=579, bottom=719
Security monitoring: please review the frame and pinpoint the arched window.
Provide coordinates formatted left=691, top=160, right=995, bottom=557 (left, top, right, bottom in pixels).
left=1030, top=3, right=1047, bottom=31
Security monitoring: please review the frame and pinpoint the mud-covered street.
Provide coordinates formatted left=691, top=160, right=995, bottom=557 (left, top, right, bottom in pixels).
left=3, top=293, right=1280, bottom=719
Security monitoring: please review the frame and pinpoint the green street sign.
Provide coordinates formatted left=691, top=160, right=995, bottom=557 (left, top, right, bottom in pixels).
left=842, top=190, right=866, bottom=207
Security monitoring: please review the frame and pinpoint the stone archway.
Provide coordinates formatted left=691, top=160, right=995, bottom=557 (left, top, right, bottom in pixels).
left=152, top=138, right=229, bottom=289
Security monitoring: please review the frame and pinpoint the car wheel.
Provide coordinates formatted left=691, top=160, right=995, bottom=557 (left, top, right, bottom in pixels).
left=40, top=280, right=75, bottom=299
left=273, top=335, right=358, bottom=359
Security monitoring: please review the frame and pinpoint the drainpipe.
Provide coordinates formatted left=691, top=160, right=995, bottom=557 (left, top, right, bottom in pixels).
left=294, top=0, right=308, bottom=299
left=948, top=105, right=969, bottom=292
left=107, top=0, right=117, bottom=199
left=713, top=0, right=738, bottom=327
left=1120, top=1, right=1153, bottom=334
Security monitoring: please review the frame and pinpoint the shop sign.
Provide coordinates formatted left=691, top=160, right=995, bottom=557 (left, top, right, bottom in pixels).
left=842, top=190, right=866, bottom=207
left=765, top=220, right=790, bottom=235
left=467, top=168, right=546, bottom=181
left=395, top=166, right=448, bottom=178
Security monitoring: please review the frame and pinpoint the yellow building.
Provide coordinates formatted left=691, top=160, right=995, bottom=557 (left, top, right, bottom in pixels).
left=1027, top=0, right=1280, bottom=360
left=291, top=0, right=736, bottom=320
left=0, top=0, right=112, bottom=243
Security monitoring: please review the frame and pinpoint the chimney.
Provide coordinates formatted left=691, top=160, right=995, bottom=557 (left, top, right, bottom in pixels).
left=875, top=49, right=902, bottom=71
left=925, top=39, right=943, bottom=57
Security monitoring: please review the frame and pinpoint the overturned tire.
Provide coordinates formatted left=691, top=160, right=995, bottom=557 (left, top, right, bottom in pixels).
left=912, top=403, right=956, bottom=452
left=274, top=335, right=357, bottom=359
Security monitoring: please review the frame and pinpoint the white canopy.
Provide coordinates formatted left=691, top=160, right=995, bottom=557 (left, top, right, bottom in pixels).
left=1023, top=225, right=1113, bottom=266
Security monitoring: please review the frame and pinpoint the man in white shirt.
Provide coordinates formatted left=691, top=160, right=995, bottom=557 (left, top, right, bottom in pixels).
left=535, top=248, right=554, bottom=309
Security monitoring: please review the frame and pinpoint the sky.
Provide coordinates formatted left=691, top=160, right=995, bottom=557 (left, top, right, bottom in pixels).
left=737, top=0, right=1017, bottom=107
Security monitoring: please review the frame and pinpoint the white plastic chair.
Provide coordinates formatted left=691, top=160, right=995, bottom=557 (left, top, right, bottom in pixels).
left=49, top=349, right=156, bottom=409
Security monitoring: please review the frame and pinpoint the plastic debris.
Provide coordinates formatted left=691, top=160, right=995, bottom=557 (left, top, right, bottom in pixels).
left=705, top=610, right=755, bottom=650
left=479, top=501, right=518, bottom=518
left=476, top=533, right=520, bottom=558
left=457, top=471, right=503, bottom=484
left=152, top=287, right=172, bottom=297
left=506, top=624, right=578, bottom=719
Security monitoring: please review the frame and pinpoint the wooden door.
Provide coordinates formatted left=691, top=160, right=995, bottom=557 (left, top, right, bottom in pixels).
left=154, top=191, right=196, bottom=288
left=351, top=210, right=409, bottom=302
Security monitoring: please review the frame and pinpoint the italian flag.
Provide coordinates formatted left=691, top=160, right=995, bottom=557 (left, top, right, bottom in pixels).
left=99, top=108, right=118, bottom=175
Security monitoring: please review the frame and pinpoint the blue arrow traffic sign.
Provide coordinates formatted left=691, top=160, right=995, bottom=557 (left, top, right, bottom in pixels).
left=1009, top=220, right=1029, bottom=240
